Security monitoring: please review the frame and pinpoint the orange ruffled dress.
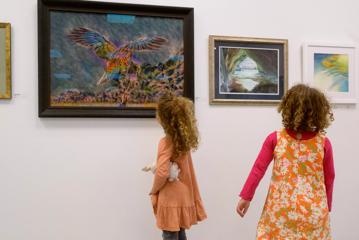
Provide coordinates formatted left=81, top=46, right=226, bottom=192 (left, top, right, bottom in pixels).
left=150, top=137, right=207, bottom=231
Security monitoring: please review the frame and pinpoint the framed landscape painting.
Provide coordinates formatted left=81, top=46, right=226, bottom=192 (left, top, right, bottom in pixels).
left=209, top=36, right=288, bottom=104
left=0, top=23, right=11, bottom=99
left=38, top=0, right=194, bottom=117
left=303, top=43, right=357, bottom=104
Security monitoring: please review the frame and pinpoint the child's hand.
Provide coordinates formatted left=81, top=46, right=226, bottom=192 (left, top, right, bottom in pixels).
left=142, top=161, right=156, bottom=173
left=236, top=198, right=250, bottom=217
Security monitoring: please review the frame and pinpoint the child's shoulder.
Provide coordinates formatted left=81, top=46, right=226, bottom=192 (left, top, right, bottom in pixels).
left=265, top=130, right=279, bottom=140
left=158, top=136, right=172, bottom=146
left=262, top=130, right=279, bottom=147
left=159, top=135, right=169, bottom=142
left=157, top=136, right=174, bottom=153
left=158, top=136, right=166, bottom=146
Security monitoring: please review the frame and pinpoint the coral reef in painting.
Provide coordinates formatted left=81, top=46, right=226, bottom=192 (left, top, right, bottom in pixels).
left=50, top=12, right=184, bottom=107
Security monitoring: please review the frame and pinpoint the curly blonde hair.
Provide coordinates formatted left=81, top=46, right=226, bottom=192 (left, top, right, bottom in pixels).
left=278, top=84, right=334, bottom=133
left=157, top=94, right=199, bottom=159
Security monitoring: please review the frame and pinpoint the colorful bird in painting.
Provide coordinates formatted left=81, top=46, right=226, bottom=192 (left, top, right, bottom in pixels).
left=68, top=27, right=167, bottom=85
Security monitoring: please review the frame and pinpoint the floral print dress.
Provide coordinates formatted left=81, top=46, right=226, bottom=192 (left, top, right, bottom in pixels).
left=256, top=129, right=332, bottom=239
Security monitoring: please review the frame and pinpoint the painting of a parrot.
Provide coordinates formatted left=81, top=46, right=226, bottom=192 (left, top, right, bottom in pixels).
left=49, top=11, right=185, bottom=108
left=68, top=27, right=168, bottom=85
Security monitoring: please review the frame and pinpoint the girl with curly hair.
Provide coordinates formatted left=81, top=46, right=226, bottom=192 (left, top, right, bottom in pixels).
left=236, top=84, right=335, bottom=239
left=150, top=94, right=207, bottom=240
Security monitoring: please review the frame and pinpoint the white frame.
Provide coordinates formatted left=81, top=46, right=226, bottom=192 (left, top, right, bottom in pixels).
left=302, top=43, right=357, bottom=104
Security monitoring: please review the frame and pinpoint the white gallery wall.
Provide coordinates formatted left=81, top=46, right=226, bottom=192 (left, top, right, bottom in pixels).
left=1, top=0, right=359, bottom=239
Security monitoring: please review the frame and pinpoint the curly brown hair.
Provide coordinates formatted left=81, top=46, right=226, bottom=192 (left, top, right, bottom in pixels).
left=278, top=84, right=334, bottom=133
left=157, top=94, right=199, bottom=159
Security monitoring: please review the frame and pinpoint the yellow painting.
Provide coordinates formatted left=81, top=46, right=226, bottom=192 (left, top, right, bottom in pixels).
left=304, top=43, right=357, bottom=104
left=314, top=53, right=348, bottom=92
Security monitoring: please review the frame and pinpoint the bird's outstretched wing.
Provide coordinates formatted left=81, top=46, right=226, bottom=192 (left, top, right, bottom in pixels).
left=68, top=27, right=116, bottom=60
left=124, top=36, right=167, bottom=51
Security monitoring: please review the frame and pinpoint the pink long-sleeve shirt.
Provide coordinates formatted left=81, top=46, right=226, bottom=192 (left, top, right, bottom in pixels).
left=239, top=129, right=335, bottom=211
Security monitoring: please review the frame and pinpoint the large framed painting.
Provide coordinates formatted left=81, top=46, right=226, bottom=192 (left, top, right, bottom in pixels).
left=303, top=43, right=357, bottom=104
left=0, top=23, right=11, bottom=99
left=38, top=0, right=194, bottom=117
left=209, top=36, right=288, bottom=104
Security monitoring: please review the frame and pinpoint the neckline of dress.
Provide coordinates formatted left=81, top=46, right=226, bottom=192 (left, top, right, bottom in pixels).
left=284, top=128, right=318, bottom=140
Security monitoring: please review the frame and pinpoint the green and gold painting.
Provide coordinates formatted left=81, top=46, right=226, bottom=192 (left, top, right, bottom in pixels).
left=303, top=44, right=356, bottom=104
left=314, top=53, right=349, bottom=92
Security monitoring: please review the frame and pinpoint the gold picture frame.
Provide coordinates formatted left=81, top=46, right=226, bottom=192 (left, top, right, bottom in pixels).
left=0, top=23, right=11, bottom=99
left=209, top=35, right=288, bottom=104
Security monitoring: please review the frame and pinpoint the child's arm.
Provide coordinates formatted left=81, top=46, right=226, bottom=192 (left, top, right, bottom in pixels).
left=236, top=132, right=276, bottom=217
left=324, top=137, right=335, bottom=212
left=150, top=138, right=172, bottom=195
left=239, top=132, right=276, bottom=202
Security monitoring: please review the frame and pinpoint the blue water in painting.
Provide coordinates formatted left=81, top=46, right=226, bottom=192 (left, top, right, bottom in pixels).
left=107, top=14, right=135, bottom=24
left=54, top=73, right=71, bottom=80
left=50, top=49, right=63, bottom=58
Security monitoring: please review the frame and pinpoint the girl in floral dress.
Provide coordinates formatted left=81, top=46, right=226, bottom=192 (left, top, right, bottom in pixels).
left=236, top=84, right=335, bottom=239
left=150, top=94, right=207, bottom=240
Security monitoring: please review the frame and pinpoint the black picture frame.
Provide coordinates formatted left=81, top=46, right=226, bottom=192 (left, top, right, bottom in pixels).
left=38, top=0, right=194, bottom=117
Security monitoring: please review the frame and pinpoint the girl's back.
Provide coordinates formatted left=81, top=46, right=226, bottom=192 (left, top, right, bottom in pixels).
left=257, top=129, right=331, bottom=239
left=237, top=84, right=335, bottom=240
left=155, top=137, right=206, bottom=231
left=150, top=94, right=206, bottom=238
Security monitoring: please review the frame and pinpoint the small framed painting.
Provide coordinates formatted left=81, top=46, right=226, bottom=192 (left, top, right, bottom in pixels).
left=209, top=35, right=288, bottom=104
left=38, top=0, right=194, bottom=117
left=303, top=43, right=357, bottom=104
left=0, top=23, right=11, bottom=99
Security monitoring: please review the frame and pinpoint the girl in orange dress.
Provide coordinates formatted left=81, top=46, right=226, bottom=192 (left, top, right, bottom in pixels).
left=237, top=84, right=335, bottom=239
left=150, top=94, right=207, bottom=240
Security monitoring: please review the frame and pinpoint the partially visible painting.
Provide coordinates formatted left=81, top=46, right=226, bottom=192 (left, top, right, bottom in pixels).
left=209, top=36, right=287, bottom=104
left=303, top=44, right=356, bottom=104
left=0, top=23, right=11, bottom=99
left=38, top=0, right=194, bottom=117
